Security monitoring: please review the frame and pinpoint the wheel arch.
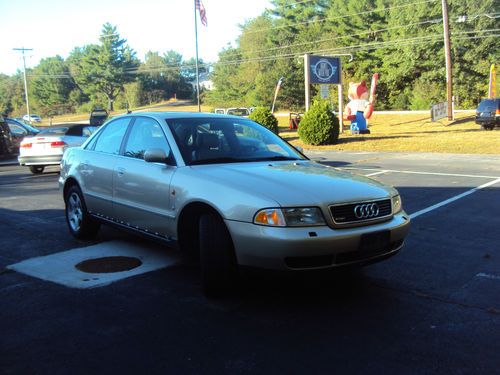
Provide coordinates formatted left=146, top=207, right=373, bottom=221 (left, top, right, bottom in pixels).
left=177, top=201, right=223, bottom=254
left=63, top=177, right=81, bottom=199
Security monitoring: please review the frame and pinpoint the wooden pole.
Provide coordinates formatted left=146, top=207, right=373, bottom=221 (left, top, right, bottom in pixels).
left=442, top=0, right=453, bottom=120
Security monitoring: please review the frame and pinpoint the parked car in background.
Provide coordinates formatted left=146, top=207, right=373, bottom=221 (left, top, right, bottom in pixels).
left=19, top=123, right=100, bottom=174
left=89, top=108, right=109, bottom=126
left=214, top=108, right=251, bottom=117
left=0, top=115, right=18, bottom=156
left=59, top=112, right=410, bottom=295
left=475, top=98, right=500, bottom=130
left=22, top=114, right=42, bottom=123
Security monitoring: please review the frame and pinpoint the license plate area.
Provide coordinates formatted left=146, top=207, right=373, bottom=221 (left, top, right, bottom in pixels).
left=32, top=143, right=50, bottom=151
left=359, top=230, right=390, bottom=253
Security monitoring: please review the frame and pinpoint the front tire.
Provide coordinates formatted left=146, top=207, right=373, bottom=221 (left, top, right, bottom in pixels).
left=199, top=212, right=238, bottom=296
left=65, top=185, right=100, bottom=240
left=29, top=165, right=45, bottom=174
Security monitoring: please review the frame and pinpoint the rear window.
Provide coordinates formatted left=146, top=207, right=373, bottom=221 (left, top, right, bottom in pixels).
left=226, top=108, right=250, bottom=116
left=39, top=127, right=69, bottom=135
left=477, top=99, right=500, bottom=111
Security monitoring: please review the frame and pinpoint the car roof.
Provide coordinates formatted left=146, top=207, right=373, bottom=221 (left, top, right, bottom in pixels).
left=115, top=111, right=250, bottom=121
left=39, top=123, right=92, bottom=133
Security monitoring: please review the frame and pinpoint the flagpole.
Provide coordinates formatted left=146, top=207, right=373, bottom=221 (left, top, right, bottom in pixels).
left=194, top=0, right=201, bottom=112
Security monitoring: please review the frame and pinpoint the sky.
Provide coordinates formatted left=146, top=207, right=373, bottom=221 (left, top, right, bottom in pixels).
left=0, top=0, right=272, bottom=75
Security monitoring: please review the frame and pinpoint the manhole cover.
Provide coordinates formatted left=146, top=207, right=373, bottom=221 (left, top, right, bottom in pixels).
left=75, top=256, right=142, bottom=274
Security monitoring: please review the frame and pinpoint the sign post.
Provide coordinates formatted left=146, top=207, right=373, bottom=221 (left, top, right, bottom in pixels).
left=431, top=102, right=448, bottom=122
left=304, top=54, right=342, bottom=132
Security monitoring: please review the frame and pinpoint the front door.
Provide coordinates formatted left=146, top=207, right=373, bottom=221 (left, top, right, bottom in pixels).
left=112, top=116, right=176, bottom=238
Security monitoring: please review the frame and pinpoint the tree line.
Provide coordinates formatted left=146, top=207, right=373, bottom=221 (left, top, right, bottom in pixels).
left=205, top=0, right=498, bottom=111
left=0, top=0, right=498, bottom=117
left=0, top=23, right=206, bottom=117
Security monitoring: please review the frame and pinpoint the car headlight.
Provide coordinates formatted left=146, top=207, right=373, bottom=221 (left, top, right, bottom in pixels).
left=392, top=195, right=402, bottom=213
left=254, top=207, right=326, bottom=227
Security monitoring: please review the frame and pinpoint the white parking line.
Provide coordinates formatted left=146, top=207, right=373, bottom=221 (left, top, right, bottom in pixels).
left=342, top=167, right=500, bottom=180
left=476, top=273, right=500, bottom=281
left=365, top=170, right=388, bottom=177
left=409, top=178, right=500, bottom=219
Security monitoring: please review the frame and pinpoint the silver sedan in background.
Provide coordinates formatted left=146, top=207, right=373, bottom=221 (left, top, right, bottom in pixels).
left=59, top=112, right=410, bottom=295
left=19, top=124, right=99, bottom=174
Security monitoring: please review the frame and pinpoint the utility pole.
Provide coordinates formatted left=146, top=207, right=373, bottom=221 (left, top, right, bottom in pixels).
left=13, top=47, right=33, bottom=120
left=441, top=0, right=453, bottom=120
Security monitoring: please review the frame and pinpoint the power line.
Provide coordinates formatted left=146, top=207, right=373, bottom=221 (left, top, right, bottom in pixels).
left=280, top=0, right=317, bottom=7
left=27, top=30, right=499, bottom=80
left=245, top=0, right=440, bottom=35
left=241, top=18, right=443, bottom=57
left=28, top=25, right=498, bottom=79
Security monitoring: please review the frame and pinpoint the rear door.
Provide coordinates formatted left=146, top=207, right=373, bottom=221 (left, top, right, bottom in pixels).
left=79, top=117, right=131, bottom=219
left=6, top=122, right=26, bottom=150
left=112, top=116, right=177, bottom=237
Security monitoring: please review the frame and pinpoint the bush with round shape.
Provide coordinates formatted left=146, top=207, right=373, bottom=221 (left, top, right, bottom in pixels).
left=298, top=100, right=339, bottom=145
left=248, top=106, right=279, bottom=134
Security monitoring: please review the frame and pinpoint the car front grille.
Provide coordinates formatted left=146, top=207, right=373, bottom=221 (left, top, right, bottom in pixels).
left=330, top=199, right=392, bottom=225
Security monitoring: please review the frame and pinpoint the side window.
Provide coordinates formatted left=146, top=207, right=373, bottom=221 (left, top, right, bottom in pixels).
left=82, top=126, right=97, bottom=137
left=8, top=124, right=27, bottom=136
left=66, top=126, right=84, bottom=136
left=93, top=118, right=130, bottom=154
left=124, top=117, right=171, bottom=160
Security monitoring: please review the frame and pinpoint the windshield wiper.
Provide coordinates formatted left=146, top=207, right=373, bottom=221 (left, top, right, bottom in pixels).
left=190, top=157, right=248, bottom=165
left=250, top=156, right=302, bottom=162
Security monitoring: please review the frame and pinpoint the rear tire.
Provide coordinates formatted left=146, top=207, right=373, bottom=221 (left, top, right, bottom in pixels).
left=65, top=185, right=100, bottom=240
left=29, top=165, right=45, bottom=174
left=199, top=212, right=238, bottom=296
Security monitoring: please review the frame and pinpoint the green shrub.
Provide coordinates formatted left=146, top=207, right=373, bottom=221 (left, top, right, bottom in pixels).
left=298, top=100, right=339, bottom=145
left=248, top=106, right=279, bottom=134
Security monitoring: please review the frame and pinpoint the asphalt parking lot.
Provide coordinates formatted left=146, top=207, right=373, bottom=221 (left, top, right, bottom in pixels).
left=1, top=151, right=499, bottom=374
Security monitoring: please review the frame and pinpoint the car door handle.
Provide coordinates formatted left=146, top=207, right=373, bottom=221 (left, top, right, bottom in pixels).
left=116, top=167, right=126, bottom=177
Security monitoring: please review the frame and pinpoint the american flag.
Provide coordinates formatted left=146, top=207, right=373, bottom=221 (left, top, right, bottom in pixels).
left=195, top=0, right=207, bottom=27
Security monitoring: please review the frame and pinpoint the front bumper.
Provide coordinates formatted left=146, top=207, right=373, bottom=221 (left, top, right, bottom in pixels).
left=226, top=211, right=410, bottom=271
left=18, top=155, right=62, bottom=166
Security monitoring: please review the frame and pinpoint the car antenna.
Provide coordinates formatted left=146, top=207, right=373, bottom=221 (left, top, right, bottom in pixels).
left=126, top=103, right=132, bottom=114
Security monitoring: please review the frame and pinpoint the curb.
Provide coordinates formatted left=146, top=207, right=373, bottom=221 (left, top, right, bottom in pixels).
left=0, top=158, right=18, bottom=166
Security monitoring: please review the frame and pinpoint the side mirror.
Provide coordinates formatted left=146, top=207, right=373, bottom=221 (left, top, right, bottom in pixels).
left=144, top=148, right=169, bottom=164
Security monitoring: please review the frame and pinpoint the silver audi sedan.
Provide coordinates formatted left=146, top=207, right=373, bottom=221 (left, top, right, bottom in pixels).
left=59, top=112, right=410, bottom=294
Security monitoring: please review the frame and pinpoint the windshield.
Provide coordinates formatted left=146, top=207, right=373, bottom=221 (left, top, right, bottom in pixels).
left=167, top=117, right=305, bottom=166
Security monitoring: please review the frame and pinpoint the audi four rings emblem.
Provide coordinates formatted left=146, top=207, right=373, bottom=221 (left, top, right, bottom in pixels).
left=354, top=203, right=380, bottom=219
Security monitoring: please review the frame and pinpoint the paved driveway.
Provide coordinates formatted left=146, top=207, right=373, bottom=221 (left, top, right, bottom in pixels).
left=1, top=151, right=499, bottom=374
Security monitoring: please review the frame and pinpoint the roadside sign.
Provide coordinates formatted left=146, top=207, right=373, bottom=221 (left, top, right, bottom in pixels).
left=320, top=85, right=329, bottom=99
left=431, top=102, right=448, bottom=122
left=309, top=55, right=340, bottom=84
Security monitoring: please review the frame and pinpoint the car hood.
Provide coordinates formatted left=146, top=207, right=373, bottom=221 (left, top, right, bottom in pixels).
left=192, top=161, right=396, bottom=206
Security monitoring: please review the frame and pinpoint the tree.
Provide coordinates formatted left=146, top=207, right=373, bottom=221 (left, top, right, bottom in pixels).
left=29, top=56, right=76, bottom=115
left=0, top=74, right=14, bottom=115
left=0, top=73, right=26, bottom=115
left=73, top=23, right=139, bottom=111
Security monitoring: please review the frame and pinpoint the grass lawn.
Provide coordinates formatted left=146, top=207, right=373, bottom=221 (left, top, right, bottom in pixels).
left=46, top=103, right=499, bottom=155
left=278, top=112, right=499, bottom=154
